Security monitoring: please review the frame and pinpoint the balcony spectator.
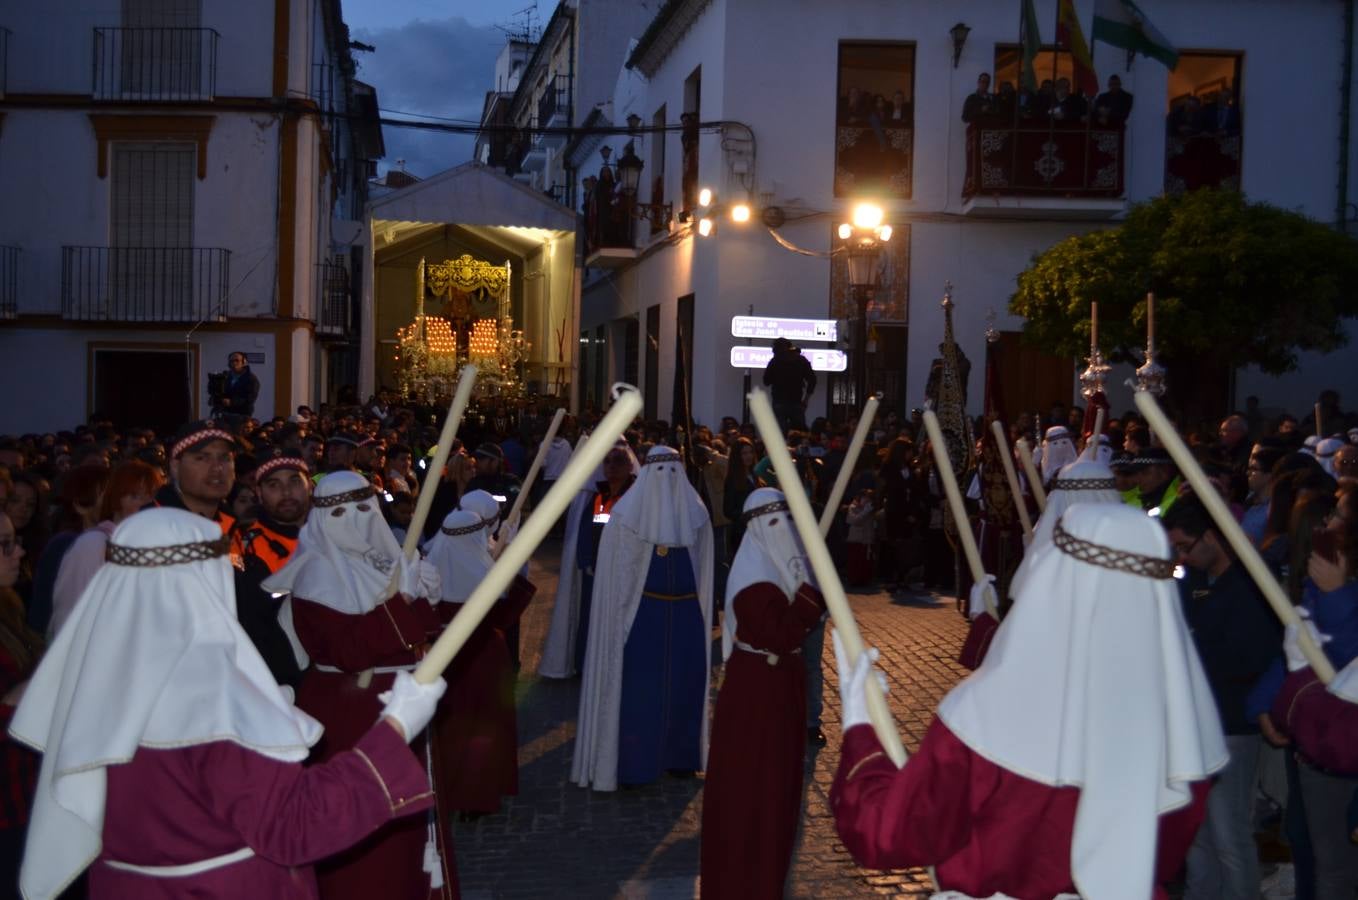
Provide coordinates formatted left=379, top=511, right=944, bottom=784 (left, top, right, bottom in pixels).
left=994, top=81, right=1018, bottom=123
left=961, top=73, right=995, bottom=123
left=1199, top=87, right=1241, bottom=137
left=1033, top=78, right=1056, bottom=118
left=885, top=90, right=912, bottom=126
left=1169, top=95, right=1204, bottom=138
left=1093, top=74, right=1134, bottom=125
left=839, top=86, right=869, bottom=125
left=1048, top=77, right=1087, bottom=125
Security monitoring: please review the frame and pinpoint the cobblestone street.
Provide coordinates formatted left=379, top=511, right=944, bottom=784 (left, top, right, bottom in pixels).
left=453, top=541, right=971, bottom=899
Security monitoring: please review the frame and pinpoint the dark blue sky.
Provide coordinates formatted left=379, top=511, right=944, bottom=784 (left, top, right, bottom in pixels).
left=342, top=0, right=545, bottom=176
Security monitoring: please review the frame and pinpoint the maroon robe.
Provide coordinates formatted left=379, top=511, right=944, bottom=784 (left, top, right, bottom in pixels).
left=957, top=611, right=999, bottom=671
left=700, top=583, right=826, bottom=899
left=291, top=594, right=457, bottom=899
left=433, top=575, right=536, bottom=813
left=1271, top=668, right=1358, bottom=774
left=94, top=721, right=431, bottom=898
left=831, top=721, right=1210, bottom=899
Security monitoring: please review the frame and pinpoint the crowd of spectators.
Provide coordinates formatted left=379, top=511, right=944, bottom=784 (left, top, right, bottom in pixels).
left=960, top=71, right=1135, bottom=128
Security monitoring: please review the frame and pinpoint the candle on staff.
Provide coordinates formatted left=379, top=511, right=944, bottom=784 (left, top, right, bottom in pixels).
left=1133, top=391, right=1335, bottom=683
left=402, top=365, right=479, bottom=560
left=1091, top=300, right=1098, bottom=349
left=818, top=394, right=880, bottom=537
left=414, top=387, right=643, bottom=685
left=1146, top=292, right=1155, bottom=348
left=1015, top=438, right=1047, bottom=512
left=923, top=411, right=996, bottom=619
left=991, top=420, right=1033, bottom=538
left=749, top=388, right=907, bottom=767
left=503, top=407, right=567, bottom=530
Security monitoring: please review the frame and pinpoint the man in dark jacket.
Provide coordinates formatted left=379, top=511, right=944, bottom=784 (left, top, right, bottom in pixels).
left=763, top=338, right=816, bottom=432
left=1163, top=497, right=1279, bottom=900
left=211, top=351, right=261, bottom=419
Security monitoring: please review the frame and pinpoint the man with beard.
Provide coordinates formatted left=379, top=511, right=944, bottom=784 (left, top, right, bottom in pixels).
left=156, top=420, right=238, bottom=536
left=235, top=448, right=311, bottom=690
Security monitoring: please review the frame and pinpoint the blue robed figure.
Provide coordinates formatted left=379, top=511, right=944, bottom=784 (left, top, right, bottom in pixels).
left=571, top=446, right=715, bottom=792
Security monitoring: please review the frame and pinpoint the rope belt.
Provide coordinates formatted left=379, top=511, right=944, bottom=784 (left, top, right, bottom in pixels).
left=313, top=663, right=416, bottom=675
left=734, top=640, right=802, bottom=667
left=642, top=590, right=698, bottom=602
left=104, top=847, right=255, bottom=878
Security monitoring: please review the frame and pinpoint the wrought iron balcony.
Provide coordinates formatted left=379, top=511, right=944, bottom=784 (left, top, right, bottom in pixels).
left=1164, top=132, right=1241, bottom=194
left=315, top=260, right=351, bottom=337
left=962, top=121, right=1125, bottom=213
left=0, top=27, right=11, bottom=100
left=0, top=246, right=17, bottom=320
left=62, top=246, right=230, bottom=322
left=93, top=27, right=219, bottom=102
left=537, top=75, right=571, bottom=146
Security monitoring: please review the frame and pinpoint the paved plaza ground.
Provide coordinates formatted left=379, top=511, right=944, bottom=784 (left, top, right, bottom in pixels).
left=451, top=540, right=972, bottom=899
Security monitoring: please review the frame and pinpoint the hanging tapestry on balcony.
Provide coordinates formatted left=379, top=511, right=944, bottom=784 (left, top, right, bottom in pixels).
left=962, top=124, right=1124, bottom=198
left=828, top=224, right=911, bottom=323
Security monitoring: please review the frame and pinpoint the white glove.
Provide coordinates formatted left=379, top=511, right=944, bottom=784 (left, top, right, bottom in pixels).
left=968, top=574, right=997, bottom=620
left=831, top=629, right=888, bottom=731
left=378, top=671, right=448, bottom=742
left=1284, top=610, right=1331, bottom=673
left=400, top=557, right=441, bottom=601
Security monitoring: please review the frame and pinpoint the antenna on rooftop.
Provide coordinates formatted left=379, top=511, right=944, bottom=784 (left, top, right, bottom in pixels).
left=494, top=2, right=541, bottom=46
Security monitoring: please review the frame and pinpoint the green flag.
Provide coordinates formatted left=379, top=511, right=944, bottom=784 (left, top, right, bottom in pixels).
left=1020, top=0, right=1042, bottom=92
left=1092, top=0, right=1178, bottom=70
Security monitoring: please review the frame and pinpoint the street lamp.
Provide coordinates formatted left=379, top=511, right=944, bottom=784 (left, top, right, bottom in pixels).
left=838, top=202, right=891, bottom=407
left=614, top=140, right=673, bottom=230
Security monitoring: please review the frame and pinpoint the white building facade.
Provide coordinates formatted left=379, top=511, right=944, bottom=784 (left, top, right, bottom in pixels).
left=572, top=0, right=1358, bottom=427
left=0, top=0, right=382, bottom=435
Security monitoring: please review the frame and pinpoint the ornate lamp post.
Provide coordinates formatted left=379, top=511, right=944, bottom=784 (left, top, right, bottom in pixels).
left=838, top=203, right=892, bottom=406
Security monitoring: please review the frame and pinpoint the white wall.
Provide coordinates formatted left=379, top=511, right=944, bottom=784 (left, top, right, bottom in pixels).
left=0, top=328, right=277, bottom=434
left=580, top=0, right=1358, bottom=426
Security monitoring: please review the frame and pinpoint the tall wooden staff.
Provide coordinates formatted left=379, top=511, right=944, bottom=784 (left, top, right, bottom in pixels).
left=1134, top=391, right=1335, bottom=683
left=1015, top=438, right=1047, bottom=512
left=498, top=407, right=567, bottom=544
left=414, top=387, right=643, bottom=684
left=818, top=394, right=881, bottom=537
left=925, top=411, right=998, bottom=619
left=749, top=389, right=907, bottom=767
left=402, top=365, right=479, bottom=560
left=990, top=420, right=1033, bottom=539
left=1082, top=408, right=1106, bottom=462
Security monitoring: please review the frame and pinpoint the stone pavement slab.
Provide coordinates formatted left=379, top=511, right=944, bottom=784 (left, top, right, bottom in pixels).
left=451, top=540, right=971, bottom=898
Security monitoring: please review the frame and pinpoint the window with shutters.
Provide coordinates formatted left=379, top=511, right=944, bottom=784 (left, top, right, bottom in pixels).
left=117, top=0, right=204, bottom=98
left=110, top=141, right=195, bottom=317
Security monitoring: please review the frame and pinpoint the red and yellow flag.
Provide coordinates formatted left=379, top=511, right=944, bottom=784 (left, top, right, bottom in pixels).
left=1056, top=0, right=1099, bottom=97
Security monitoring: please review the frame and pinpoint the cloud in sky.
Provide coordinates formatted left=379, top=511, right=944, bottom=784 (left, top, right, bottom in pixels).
left=352, top=17, right=506, bottom=179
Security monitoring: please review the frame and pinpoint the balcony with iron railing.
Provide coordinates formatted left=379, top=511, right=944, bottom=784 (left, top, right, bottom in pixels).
left=62, top=246, right=230, bottom=322
left=93, top=27, right=219, bottom=102
left=537, top=75, right=571, bottom=147
left=0, top=27, right=10, bottom=100
left=315, top=260, right=351, bottom=337
left=0, top=246, right=17, bottom=320
left=962, top=118, right=1125, bottom=218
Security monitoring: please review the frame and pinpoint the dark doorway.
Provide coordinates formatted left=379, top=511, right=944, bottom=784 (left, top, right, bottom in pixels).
left=644, top=304, right=660, bottom=421
left=672, top=294, right=694, bottom=430
left=90, top=346, right=195, bottom=434
left=992, top=332, right=1072, bottom=424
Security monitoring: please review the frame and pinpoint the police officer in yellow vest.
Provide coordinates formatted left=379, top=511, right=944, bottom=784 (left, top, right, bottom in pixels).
left=235, top=448, right=312, bottom=690
left=1130, top=446, right=1182, bottom=519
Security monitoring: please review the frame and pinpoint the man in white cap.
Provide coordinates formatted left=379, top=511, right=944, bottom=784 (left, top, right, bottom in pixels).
left=572, top=446, right=714, bottom=791
left=12, top=508, right=446, bottom=899
left=1036, top=425, right=1078, bottom=489
left=261, top=471, right=452, bottom=899
left=701, top=488, right=826, bottom=898
left=831, top=503, right=1227, bottom=900
left=539, top=440, right=638, bottom=679
left=423, top=508, right=536, bottom=816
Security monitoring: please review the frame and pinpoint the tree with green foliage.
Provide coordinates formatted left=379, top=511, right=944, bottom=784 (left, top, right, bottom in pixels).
left=1010, top=191, right=1358, bottom=390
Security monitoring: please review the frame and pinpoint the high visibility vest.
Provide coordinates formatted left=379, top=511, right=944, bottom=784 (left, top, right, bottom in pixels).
left=241, top=522, right=298, bottom=574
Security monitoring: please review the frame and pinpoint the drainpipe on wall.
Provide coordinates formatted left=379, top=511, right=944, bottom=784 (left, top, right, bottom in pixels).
left=1338, top=0, right=1354, bottom=229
